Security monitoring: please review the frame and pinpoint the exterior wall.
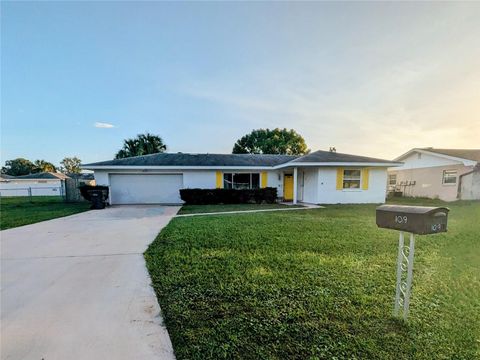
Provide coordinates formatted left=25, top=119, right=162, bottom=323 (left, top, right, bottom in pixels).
left=459, top=170, right=480, bottom=200
left=394, top=151, right=461, bottom=170
left=0, top=180, right=64, bottom=197
left=265, top=170, right=281, bottom=190
left=388, top=164, right=473, bottom=201
left=183, top=171, right=216, bottom=188
left=316, top=167, right=387, bottom=204
left=94, top=170, right=110, bottom=186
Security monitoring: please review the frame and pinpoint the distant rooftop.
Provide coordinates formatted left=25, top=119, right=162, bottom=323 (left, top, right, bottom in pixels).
left=6, top=172, right=70, bottom=180
left=66, top=173, right=95, bottom=180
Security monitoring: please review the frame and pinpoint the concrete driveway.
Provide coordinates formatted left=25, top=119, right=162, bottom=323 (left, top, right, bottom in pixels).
left=1, top=205, right=180, bottom=360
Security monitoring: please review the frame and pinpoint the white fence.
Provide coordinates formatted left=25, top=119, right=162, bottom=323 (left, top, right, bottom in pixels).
left=0, top=186, right=65, bottom=197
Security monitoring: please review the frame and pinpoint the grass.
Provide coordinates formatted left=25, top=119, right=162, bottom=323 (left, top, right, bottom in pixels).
left=178, top=203, right=304, bottom=215
left=145, top=198, right=480, bottom=359
left=0, top=196, right=91, bottom=230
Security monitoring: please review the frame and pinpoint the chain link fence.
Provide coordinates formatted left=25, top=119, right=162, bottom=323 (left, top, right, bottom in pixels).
left=0, top=186, right=65, bottom=199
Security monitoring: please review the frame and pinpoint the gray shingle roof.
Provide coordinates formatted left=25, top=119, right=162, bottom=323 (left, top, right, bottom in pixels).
left=83, top=150, right=400, bottom=168
left=290, top=150, right=397, bottom=164
left=14, top=172, right=70, bottom=180
left=83, top=153, right=299, bottom=167
left=67, top=173, right=95, bottom=180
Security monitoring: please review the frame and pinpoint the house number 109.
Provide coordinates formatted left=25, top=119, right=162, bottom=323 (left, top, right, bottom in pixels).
left=395, top=215, right=408, bottom=224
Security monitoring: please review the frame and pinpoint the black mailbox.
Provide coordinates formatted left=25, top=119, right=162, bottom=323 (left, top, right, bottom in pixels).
left=376, top=205, right=449, bottom=235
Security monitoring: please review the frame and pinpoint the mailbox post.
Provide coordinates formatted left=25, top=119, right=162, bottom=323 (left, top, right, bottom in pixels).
left=376, top=205, right=449, bottom=320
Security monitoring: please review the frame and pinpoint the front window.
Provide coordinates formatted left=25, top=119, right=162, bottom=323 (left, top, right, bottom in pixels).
left=223, top=173, right=260, bottom=189
left=343, top=169, right=361, bottom=189
left=388, top=174, right=397, bottom=185
left=442, top=170, right=457, bottom=185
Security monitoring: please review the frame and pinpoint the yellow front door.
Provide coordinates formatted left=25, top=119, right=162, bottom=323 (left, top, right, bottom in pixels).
left=283, top=175, right=293, bottom=201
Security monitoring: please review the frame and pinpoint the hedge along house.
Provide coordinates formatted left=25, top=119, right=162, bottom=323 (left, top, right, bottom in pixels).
left=82, top=150, right=401, bottom=205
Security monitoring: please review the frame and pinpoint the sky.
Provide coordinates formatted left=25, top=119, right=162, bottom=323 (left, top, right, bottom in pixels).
left=1, top=1, right=479, bottom=166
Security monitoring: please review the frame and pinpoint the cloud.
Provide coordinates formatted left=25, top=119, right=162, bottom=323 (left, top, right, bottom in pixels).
left=181, top=58, right=480, bottom=159
left=94, top=122, right=115, bottom=128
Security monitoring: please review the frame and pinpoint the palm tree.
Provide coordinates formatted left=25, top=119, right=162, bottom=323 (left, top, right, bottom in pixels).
left=34, top=159, right=57, bottom=173
left=139, top=133, right=167, bottom=154
left=115, top=133, right=167, bottom=159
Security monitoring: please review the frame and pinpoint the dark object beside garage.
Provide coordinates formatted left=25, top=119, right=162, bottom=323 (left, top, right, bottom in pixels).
left=88, top=189, right=109, bottom=209
left=376, top=205, right=449, bottom=235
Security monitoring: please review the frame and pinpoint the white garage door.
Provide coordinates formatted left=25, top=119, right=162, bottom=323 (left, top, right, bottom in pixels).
left=109, top=174, right=183, bottom=204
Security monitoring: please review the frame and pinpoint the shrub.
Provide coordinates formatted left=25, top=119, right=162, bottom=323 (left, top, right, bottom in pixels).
left=79, top=185, right=109, bottom=202
left=180, top=187, right=277, bottom=205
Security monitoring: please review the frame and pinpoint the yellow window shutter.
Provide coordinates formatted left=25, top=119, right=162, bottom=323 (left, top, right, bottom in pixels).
left=261, top=172, right=268, bottom=188
left=216, top=171, right=223, bottom=189
left=362, top=168, right=369, bottom=190
left=336, top=168, right=344, bottom=190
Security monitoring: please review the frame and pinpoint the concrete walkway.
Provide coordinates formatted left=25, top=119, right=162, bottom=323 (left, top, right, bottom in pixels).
left=1, top=205, right=179, bottom=360
left=176, top=204, right=323, bottom=217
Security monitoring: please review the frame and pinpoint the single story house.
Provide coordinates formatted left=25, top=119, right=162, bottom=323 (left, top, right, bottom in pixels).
left=388, top=148, right=480, bottom=201
left=82, top=150, right=401, bottom=205
left=0, top=172, right=69, bottom=197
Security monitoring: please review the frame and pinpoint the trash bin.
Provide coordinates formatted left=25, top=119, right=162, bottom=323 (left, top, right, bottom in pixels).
left=88, top=189, right=108, bottom=209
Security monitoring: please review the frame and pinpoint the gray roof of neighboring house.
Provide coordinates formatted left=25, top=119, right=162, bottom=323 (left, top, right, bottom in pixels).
left=14, top=172, right=70, bottom=180
left=0, top=174, right=16, bottom=179
left=83, top=153, right=299, bottom=167
left=67, top=173, right=95, bottom=180
left=83, top=150, right=399, bottom=168
left=420, top=148, right=480, bottom=162
left=290, top=150, right=398, bottom=164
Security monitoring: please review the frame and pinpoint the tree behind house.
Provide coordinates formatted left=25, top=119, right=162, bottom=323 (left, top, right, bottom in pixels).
left=60, top=157, right=82, bottom=174
left=115, top=133, right=167, bottom=159
left=1, top=158, right=37, bottom=176
left=34, top=160, right=57, bottom=173
left=232, top=128, right=309, bottom=155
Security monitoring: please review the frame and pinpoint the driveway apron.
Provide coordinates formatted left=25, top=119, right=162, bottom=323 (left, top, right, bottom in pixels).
left=1, top=205, right=179, bottom=360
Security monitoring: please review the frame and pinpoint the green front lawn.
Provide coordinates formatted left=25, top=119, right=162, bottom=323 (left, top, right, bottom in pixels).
left=145, top=199, right=480, bottom=359
left=0, top=196, right=90, bottom=230
left=178, top=203, right=304, bottom=215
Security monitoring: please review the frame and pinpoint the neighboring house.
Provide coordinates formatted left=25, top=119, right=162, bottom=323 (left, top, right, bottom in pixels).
left=388, top=148, right=480, bottom=201
left=82, top=150, right=401, bottom=205
left=0, top=172, right=69, bottom=197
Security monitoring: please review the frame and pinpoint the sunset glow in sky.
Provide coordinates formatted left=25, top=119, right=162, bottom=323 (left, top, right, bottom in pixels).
left=1, top=2, right=479, bottom=165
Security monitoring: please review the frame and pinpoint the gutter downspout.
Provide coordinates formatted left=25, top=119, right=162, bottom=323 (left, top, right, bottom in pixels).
left=293, top=167, right=298, bottom=204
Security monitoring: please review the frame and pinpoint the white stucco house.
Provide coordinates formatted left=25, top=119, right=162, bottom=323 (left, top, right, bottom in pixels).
left=82, top=150, right=401, bottom=205
left=388, top=148, right=480, bottom=201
